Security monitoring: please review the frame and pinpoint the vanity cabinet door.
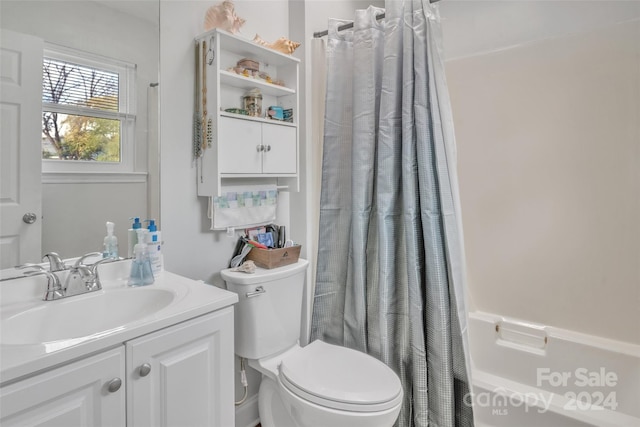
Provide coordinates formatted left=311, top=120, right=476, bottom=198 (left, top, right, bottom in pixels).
left=126, top=307, right=235, bottom=427
left=0, top=347, right=125, bottom=426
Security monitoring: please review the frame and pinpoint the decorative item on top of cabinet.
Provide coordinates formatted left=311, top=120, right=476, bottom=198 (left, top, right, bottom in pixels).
left=252, top=34, right=301, bottom=55
left=204, top=0, right=245, bottom=33
left=195, top=29, right=300, bottom=198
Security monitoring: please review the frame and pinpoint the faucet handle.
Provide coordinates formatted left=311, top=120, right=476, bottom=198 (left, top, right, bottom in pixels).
left=73, top=252, right=102, bottom=268
left=42, top=252, right=66, bottom=271
left=87, top=257, right=118, bottom=291
left=16, top=263, right=47, bottom=272
left=17, top=266, right=64, bottom=301
left=89, top=256, right=117, bottom=274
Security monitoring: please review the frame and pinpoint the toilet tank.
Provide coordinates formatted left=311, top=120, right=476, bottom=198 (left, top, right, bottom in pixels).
left=221, top=259, right=309, bottom=359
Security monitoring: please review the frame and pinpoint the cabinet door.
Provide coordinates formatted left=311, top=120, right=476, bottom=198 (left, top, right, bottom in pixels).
left=262, top=123, right=297, bottom=174
left=219, top=117, right=262, bottom=174
left=0, top=347, right=125, bottom=426
left=126, top=308, right=235, bottom=427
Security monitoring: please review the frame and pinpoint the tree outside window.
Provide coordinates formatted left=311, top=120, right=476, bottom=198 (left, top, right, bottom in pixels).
left=42, top=57, right=123, bottom=162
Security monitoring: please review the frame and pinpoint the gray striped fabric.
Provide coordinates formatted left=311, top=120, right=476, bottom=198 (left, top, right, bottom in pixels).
left=311, top=1, right=474, bottom=426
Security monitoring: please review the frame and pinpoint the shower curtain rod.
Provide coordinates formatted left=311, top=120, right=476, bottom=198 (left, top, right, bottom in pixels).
left=313, top=0, right=440, bottom=38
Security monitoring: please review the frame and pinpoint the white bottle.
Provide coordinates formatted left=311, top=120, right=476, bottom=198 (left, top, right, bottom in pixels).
left=127, top=217, right=142, bottom=258
left=146, top=219, right=163, bottom=275
left=103, top=221, right=119, bottom=259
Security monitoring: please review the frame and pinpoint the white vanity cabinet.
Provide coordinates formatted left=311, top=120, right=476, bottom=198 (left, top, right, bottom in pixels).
left=196, top=29, right=300, bottom=197
left=0, top=347, right=126, bottom=426
left=0, top=309, right=235, bottom=427
left=127, top=307, right=234, bottom=427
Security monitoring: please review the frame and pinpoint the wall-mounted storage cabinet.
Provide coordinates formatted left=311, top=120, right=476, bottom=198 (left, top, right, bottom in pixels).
left=195, top=29, right=300, bottom=197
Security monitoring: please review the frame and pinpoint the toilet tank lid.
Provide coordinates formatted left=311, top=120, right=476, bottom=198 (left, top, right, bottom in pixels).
left=279, top=340, right=403, bottom=410
left=221, top=259, right=309, bottom=285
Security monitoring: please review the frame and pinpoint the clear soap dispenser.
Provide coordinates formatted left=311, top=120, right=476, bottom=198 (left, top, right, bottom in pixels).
left=128, top=229, right=154, bottom=286
left=103, top=221, right=119, bottom=259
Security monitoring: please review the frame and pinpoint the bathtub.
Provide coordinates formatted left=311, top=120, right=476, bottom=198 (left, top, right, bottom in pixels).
left=467, top=312, right=640, bottom=427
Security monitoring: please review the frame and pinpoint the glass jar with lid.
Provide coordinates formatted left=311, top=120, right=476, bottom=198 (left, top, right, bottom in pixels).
left=243, top=88, right=263, bottom=117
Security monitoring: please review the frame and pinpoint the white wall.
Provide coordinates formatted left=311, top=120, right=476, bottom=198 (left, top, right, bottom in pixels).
left=0, top=0, right=158, bottom=256
left=159, top=2, right=290, bottom=423
left=440, top=2, right=640, bottom=344
left=160, top=1, right=384, bottom=424
left=160, top=0, right=289, bottom=282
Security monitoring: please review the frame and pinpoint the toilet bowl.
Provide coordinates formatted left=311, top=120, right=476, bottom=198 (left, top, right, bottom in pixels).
left=221, top=259, right=403, bottom=427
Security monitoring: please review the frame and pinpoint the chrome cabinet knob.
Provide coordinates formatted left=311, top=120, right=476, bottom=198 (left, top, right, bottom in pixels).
left=265, top=145, right=271, bottom=152
left=256, top=144, right=264, bottom=152
left=107, top=378, right=122, bottom=393
left=139, top=363, right=152, bottom=377
left=22, top=213, right=37, bottom=224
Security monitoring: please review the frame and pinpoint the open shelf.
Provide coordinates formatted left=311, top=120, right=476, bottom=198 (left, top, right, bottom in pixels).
left=219, top=111, right=296, bottom=127
left=211, top=29, right=301, bottom=66
left=219, top=70, right=295, bottom=97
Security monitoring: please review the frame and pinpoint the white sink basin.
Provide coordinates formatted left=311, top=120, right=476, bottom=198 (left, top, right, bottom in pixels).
left=0, top=259, right=238, bottom=385
left=1, top=288, right=175, bottom=346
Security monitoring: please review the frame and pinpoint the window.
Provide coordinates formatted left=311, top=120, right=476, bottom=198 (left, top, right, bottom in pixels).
left=41, top=44, right=136, bottom=174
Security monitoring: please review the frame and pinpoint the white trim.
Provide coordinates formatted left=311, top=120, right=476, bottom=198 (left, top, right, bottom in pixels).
left=234, top=393, right=260, bottom=427
left=42, top=103, right=135, bottom=121
left=42, top=171, right=147, bottom=184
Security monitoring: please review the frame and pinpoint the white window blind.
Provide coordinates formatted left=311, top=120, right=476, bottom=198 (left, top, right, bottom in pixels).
left=42, top=57, right=120, bottom=112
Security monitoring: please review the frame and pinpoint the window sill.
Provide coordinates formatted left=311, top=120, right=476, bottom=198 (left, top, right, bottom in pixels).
left=42, top=171, right=148, bottom=184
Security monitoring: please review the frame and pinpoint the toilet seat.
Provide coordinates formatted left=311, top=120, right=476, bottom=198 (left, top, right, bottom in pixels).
left=277, top=340, right=403, bottom=413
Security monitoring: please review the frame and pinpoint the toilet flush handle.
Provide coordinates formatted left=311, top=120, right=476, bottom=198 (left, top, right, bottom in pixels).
left=246, top=286, right=266, bottom=298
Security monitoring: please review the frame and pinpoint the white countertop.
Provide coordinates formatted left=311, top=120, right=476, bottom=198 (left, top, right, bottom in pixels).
left=0, top=265, right=238, bottom=385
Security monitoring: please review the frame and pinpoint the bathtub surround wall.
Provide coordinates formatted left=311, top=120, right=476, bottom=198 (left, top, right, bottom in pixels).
left=440, top=2, right=640, bottom=344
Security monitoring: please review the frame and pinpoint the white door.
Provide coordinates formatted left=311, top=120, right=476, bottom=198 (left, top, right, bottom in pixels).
left=0, top=29, right=43, bottom=268
left=126, top=308, right=235, bottom=427
left=0, top=347, right=126, bottom=426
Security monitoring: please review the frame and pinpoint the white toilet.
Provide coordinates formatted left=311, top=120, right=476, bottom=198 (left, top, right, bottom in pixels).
left=221, top=259, right=403, bottom=427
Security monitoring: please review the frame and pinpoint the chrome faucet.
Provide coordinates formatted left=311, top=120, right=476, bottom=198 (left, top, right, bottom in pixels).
left=42, top=252, right=66, bottom=272
left=17, top=252, right=118, bottom=301
left=17, top=264, right=65, bottom=301
left=64, top=252, right=116, bottom=296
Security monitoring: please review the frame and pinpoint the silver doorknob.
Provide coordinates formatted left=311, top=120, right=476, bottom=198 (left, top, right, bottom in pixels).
left=139, top=363, right=152, bottom=377
left=23, top=213, right=37, bottom=224
left=107, top=378, right=122, bottom=393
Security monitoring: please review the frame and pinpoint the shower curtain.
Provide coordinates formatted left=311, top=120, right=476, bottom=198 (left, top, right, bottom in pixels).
left=310, top=1, right=474, bottom=426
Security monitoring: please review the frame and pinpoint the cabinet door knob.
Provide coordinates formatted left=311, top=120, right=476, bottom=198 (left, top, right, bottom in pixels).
left=139, top=363, right=152, bottom=377
left=107, top=378, right=122, bottom=393
left=265, top=145, right=271, bottom=152
left=256, top=144, right=264, bottom=152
